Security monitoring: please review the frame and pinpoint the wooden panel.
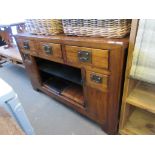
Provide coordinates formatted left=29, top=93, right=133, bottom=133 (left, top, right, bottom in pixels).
left=22, top=55, right=42, bottom=90
left=38, top=42, right=62, bottom=60
left=0, top=107, right=24, bottom=135
left=86, top=86, right=107, bottom=123
left=61, top=85, right=84, bottom=106
left=20, top=49, right=38, bottom=57
left=121, top=107, right=155, bottom=135
left=65, top=45, right=109, bottom=69
left=119, top=20, right=140, bottom=133
left=86, top=70, right=108, bottom=92
left=127, top=82, right=155, bottom=114
left=85, top=65, right=110, bottom=75
left=14, top=33, right=129, bottom=49
left=92, top=48, right=109, bottom=69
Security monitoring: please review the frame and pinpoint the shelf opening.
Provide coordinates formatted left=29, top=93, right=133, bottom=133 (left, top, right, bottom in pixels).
left=36, top=58, right=82, bottom=85
left=127, top=81, right=155, bottom=114
left=40, top=70, right=84, bottom=106
left=121, top=104, right=155, bottom=135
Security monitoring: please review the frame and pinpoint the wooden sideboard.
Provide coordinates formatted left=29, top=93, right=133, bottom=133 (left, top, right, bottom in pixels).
left=14, top=33, right=129, bottom=134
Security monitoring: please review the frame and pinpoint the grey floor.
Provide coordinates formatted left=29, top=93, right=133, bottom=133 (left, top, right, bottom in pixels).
left=0, top=63, right=106, bottom=135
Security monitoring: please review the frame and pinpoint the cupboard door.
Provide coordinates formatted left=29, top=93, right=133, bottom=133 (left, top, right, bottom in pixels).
left=86, top=86, right=108, bottom=123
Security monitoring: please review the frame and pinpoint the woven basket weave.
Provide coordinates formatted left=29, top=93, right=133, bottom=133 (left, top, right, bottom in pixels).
left=62, top=19, right=131, bottom=38
left=25, top=19, right=63, bottom=35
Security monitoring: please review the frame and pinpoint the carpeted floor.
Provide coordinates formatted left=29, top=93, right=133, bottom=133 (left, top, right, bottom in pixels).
left=0, top=63, right=106, bottom=135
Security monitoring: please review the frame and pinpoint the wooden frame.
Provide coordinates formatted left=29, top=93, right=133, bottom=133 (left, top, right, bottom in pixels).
left=119, top=19, right=155, bottom=135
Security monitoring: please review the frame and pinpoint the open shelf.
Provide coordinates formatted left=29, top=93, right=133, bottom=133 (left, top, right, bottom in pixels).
left=61, top=84, right=84, bottom=106
left=43, top=77, right=70, bottom=94
left=37, top=58, right=82, bottom=85
left=126, top=82, right=155, bottom=114
left=120, top=106, right=155, bottom=135
left=40, top=71, right=84, bottom=105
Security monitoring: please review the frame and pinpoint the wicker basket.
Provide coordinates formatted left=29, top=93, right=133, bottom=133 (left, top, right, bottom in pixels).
left=62, top=19, right=131, bottom=38
left=25, top=19, right=63, bottom=35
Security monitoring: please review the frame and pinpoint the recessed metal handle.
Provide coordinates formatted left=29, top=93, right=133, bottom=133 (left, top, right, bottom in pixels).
left=43, top=44, right=52, bottom=55
left=23, top=40, right=30, bottom=50
left=90, top=74, right=102, bottom=84
left=78, top=51, right=92, bottom=62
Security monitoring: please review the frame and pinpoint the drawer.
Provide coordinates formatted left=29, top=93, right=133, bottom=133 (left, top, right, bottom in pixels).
left=65, top=45, right=109, bottom=69
left=86, top=70, right=108, bottom=91
left=16, top=38, right=36, bottom=51
left=38, top=42, right=63, bottom=60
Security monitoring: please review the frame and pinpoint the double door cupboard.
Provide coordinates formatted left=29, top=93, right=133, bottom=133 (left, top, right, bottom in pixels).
left=15, top=33, right=129, bottom=134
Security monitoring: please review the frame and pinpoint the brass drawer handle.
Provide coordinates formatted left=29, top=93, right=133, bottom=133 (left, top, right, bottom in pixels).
left=90, top=74, right=102, bottom=84
left=23, top=40, right=30, bottom=50
left=43, top=44, right=52, bottom=55
left=78, top=51, right=92, bottom=62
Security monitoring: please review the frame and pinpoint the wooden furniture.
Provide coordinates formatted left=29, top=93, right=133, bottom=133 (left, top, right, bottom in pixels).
left=119, top=20, right=155, bottom=135
left=14, top=33, right=129, bottom=134
left=0, top=22, right=25, bottom=48
left=0, top=45, right=23, bottom=66
left=0, top=22, right=25, bottom=66
left=0, top=107, right=24, bottom=135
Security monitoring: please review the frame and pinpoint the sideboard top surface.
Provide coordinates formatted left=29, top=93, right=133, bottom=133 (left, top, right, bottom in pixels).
left=14, top=33, right=129, bottom=48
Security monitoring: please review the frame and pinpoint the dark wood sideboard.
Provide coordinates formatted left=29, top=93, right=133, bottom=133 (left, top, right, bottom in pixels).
left=14, top=33, right=129, bottom=134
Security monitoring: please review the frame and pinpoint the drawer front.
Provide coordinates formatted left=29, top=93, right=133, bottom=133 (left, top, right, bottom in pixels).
left=16, top=38, right=36, bottom=51
left=86, top=70, right=108, bottom=91
left=65, top=45, right=109, bottom=69
left=38, top=42, right=62, bottom=60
